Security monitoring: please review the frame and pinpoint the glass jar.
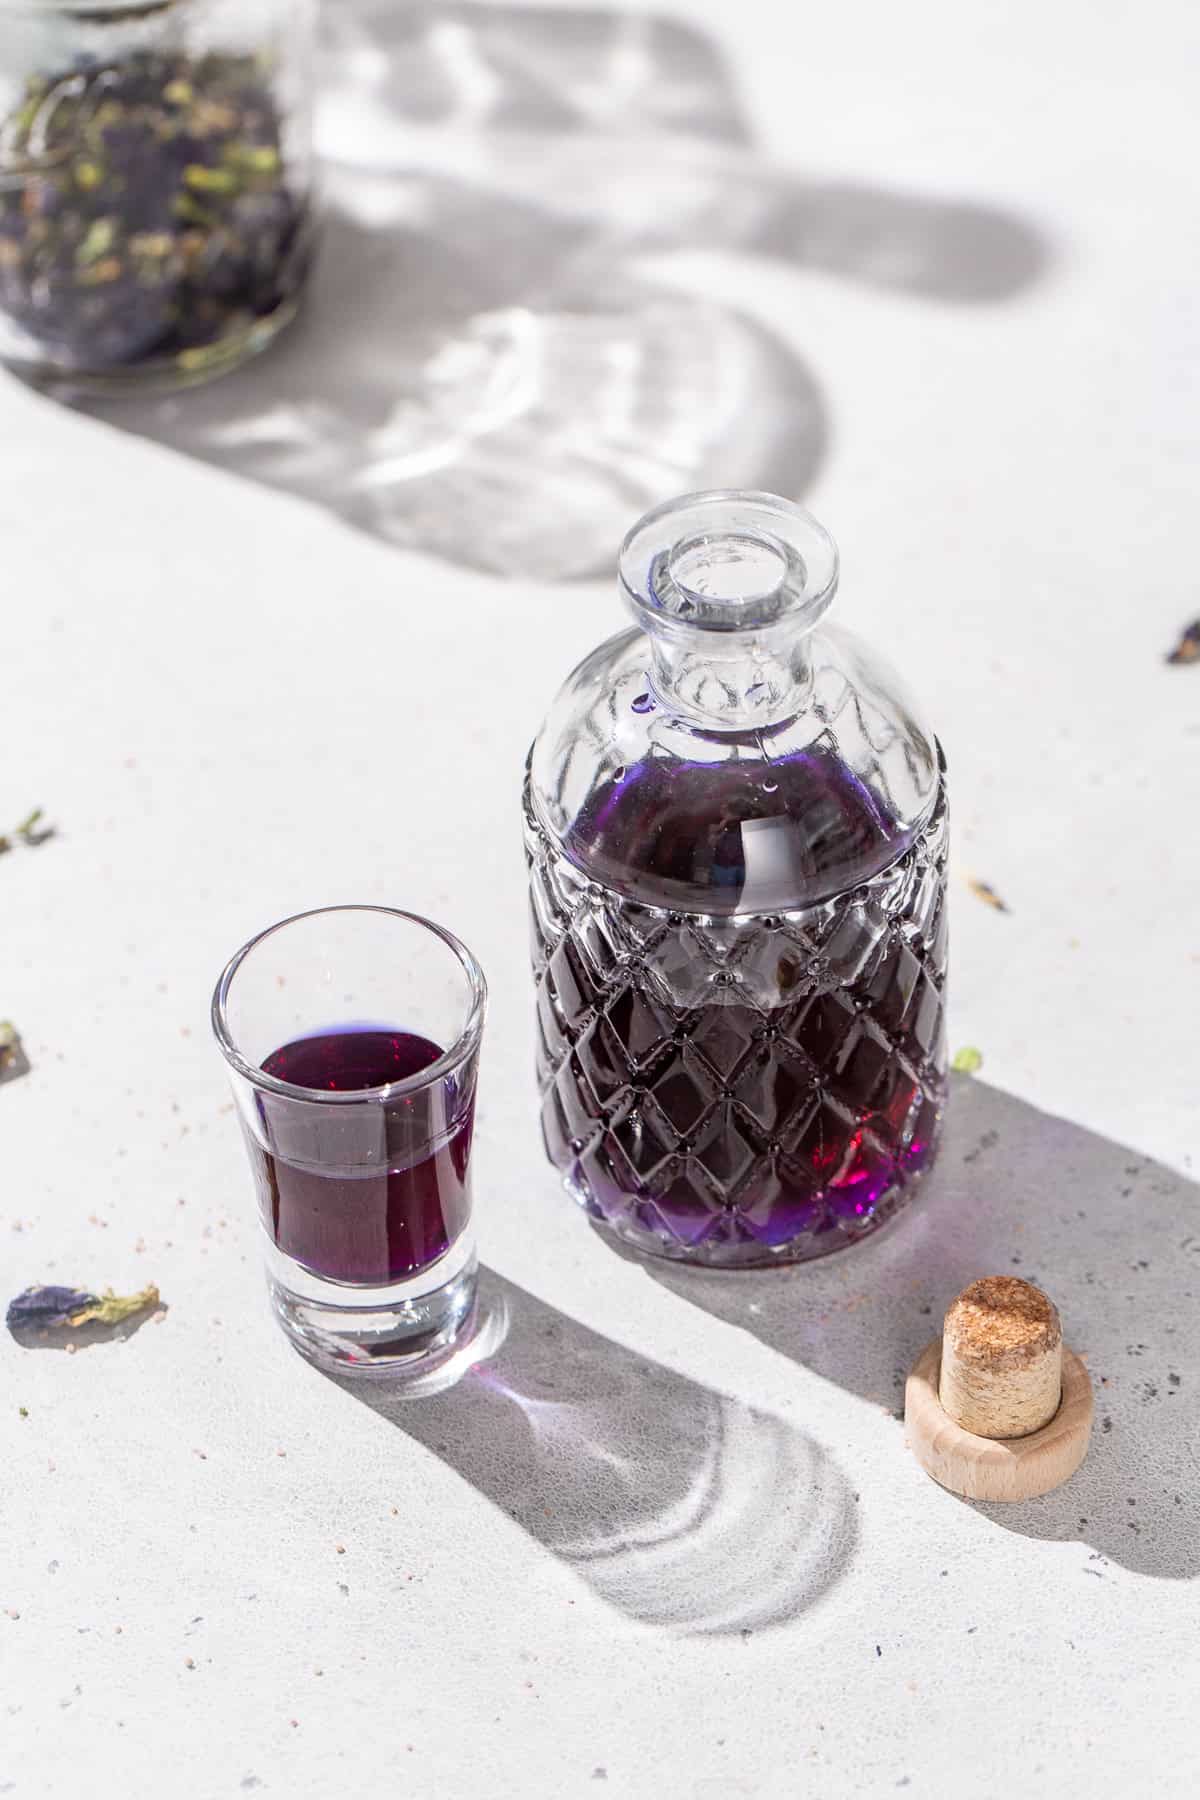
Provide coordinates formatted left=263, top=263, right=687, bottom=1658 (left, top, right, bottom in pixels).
left=525, top=490, right=949, bottom=1267
left=0, top=0, right=316, bottom=393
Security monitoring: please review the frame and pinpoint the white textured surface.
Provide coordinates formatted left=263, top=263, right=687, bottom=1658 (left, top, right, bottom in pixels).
left=3, top=1, right=1199, bottom=1795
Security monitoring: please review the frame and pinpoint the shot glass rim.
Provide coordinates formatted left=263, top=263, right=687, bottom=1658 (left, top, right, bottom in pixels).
left=211, top=904, right=487, bottom=1106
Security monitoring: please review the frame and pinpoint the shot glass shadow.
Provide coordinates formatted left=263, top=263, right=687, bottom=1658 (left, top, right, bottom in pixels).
left=331, top=1269, right=857, bottom=1634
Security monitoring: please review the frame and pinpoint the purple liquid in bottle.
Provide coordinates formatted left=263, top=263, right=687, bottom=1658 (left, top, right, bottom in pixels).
left=250, top=1029, right=473, bottom=1285
left=569, top=742, right=903, bottom=914
left=527, top=750, right=947, bottom=1264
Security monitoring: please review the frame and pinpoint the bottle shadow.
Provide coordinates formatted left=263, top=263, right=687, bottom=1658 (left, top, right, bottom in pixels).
left=329, top=1269, right=857, bottom=1634
left=85, top=1, right=1050, bottom=579
left=642, top=1076, right=1200, bottom=1581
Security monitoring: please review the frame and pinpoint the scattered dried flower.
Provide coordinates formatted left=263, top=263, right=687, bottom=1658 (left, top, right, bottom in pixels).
left=0, top=808, right=53, bottom=855
left=967, top=878, right=1010, bottom=913
left=6, top=1282, right=160, bottom=1332
left=1166, top=619, right=1200, bottom=665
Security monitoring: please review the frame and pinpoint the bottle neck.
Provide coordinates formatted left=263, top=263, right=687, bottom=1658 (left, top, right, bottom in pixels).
left=646, top=616, right=815, bottom=728
left=619, top=491, right=838, bottom=731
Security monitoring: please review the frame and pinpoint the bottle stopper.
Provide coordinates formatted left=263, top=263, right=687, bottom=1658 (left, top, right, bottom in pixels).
left=905, top=1276, right=1092, bottom=1501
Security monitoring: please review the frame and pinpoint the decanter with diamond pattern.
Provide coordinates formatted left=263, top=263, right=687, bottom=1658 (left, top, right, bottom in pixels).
left=525, top=490, right=948, bottom=1265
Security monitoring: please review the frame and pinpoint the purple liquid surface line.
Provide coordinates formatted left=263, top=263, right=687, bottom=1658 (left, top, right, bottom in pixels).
left=569, top=744, right=904, bottom=915
left=249, top=1029, right=474, bottom=1286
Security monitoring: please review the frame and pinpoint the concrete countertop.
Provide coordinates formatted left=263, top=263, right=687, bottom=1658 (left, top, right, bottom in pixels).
left=3, top=1, right=1197, bottom=1794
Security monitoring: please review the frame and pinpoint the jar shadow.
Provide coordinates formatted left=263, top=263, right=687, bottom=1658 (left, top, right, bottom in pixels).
left=92, top=192, right=828, bottom=582
left=328, top=1269, right=857, bottom=1635
left=319, top=1, right=1049, bottom=308
left=82, top=0, right=1050, bottom=579
left=642, top=1076, right=1200, bottom=1581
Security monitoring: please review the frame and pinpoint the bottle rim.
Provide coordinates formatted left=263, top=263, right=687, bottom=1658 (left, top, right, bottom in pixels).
left=618, top=489, right=839, bottom=638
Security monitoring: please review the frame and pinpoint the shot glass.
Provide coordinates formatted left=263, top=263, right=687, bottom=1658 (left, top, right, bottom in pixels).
left=212, top=906, right=486, bottom=1375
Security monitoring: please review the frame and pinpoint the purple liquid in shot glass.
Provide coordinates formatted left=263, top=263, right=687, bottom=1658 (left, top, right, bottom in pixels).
left=249, top=1029, right=474, bottom=1285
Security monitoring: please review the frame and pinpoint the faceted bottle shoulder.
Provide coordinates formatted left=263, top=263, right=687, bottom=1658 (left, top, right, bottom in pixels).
left=528, top=619, right=942, bottom=916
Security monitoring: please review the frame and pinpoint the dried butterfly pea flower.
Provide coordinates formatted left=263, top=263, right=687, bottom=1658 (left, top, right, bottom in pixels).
left=1166, top=619, right=1200, bottom=665
left=7, top=1282, right=160, bottom=1331
left=0, top=808, right=50, bottom=855
left=966, top=877, right=1010, bottom=913
left=8, top=1286, right=98, bottom=1327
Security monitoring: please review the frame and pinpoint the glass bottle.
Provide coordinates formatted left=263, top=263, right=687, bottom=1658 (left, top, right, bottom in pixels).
left=525, top=490, right=948, bottom=1266
left=0, top=0, right=317, bottom=394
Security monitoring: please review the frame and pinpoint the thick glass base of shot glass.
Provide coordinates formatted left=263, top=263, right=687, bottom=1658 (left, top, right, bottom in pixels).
left=264, top=1232, right=478, bottom=1379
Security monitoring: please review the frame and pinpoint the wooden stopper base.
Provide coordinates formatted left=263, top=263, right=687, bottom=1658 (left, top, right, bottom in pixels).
left=905, top=1278, right=1093, bottom=1501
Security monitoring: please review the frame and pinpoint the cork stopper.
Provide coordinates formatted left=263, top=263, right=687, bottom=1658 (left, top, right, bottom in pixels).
left=939, top=1277, right=1063, bottom=1439
left=905, top=1275, right=1093, bottom=1502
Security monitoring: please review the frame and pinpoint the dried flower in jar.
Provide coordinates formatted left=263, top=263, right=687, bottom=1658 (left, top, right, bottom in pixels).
left=0, top=50, right=312, bottom=375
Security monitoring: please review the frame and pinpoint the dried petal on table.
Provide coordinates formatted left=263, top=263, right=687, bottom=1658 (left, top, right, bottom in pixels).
left=967, top=877, right=1011, bottom=913
left=1165, top=619, right=1200, bottom=664
left=7, top=1286, right=97, bottom=1329
left=0, top=808, right=53, bottom=854
left=6, top=1282, right=160, bottom=1332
